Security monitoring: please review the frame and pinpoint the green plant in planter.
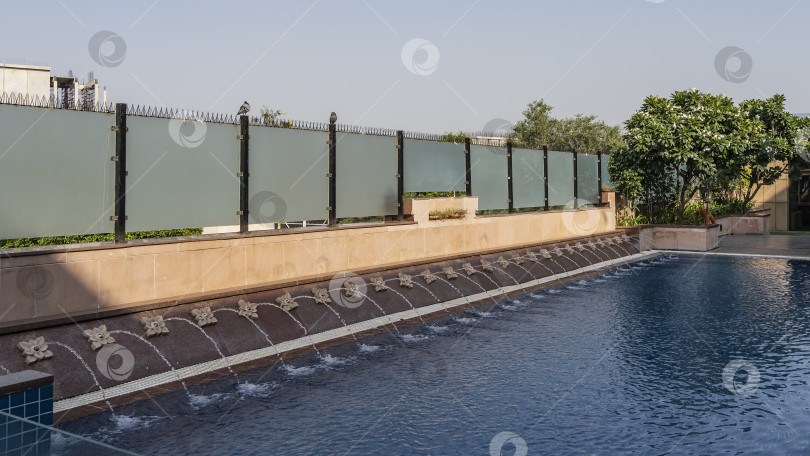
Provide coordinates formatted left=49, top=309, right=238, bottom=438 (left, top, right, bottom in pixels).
left=1, top=228, right=204, bottom=249
left=428, top=209, right=468, bottom=220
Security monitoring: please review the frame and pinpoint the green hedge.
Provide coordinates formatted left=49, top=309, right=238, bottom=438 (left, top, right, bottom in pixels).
left=1, top=228, right=204, bottom=249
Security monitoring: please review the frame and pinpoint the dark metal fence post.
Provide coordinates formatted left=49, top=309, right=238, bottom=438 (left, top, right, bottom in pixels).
left=328, top=121, right=337, bottom=226
left=464, top=137, right=472, bottom=196
left=572, top=150, right=578, bottom=210
left=543, top=146, right=549, bottom=211
left=113, top=103, right=127, bottom=243
left=238, top=115, right=249, bottom=233
left=396, top=130, right=404, bottom=221
left=597, top=151, right=603, bottom=205
left=506, top=142, right=514, bottom=213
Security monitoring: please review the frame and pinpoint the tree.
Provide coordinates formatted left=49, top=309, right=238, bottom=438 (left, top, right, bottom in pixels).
left=510, top=100, right=556, bottom=149
left=550, top=114, right=624, bottom=153
left=623, top=89, right=760, bottom=224
left=251, top=105, right=293, bottom=128
left=509, top=99, right=624, bottom=153
left=732, top=94, right=809, bottom=209
left=439, top=131, right=468, bottom=143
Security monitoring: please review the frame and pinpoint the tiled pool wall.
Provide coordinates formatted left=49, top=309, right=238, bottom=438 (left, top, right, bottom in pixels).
left=0, top=370, right=54, bottom=455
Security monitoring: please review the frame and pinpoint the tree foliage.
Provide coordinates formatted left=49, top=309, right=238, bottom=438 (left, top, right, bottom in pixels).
left=509, top=99, right=624, bottom=152
left=439, top=131, right=468, bottom=143
left=616, top=89, right=809, bottom=224
left=733, top=94, right=809, bottom=207
left=622, top=89, right=761, bottom=223
left=251, top=105, right=293, bottom=128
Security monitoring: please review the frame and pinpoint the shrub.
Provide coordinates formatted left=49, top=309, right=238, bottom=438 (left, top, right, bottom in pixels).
left=1, top=229, right=204, bottom=249
left=428, top=209, right=467, bottom=220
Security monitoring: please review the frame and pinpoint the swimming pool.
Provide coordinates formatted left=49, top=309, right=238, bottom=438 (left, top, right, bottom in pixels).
left=58, top=254, right=810, bottom=454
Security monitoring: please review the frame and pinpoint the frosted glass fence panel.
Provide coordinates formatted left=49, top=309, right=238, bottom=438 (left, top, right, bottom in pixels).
left=547, top=150, right=574, bottom=207
left=601, top=154, right=612, bottom=189
left=336, top=133, right=397, bottom=218
left=250, top=127, right=328, bottom=223
left=403, top=139, right=465, bottom=192
left=577, top=153, right=600, bottom=206
left=126, top=117, right=240, bottom=231
left=470, top=145, right=507, bottom=210
left=512, top=148, right=545, bottom=209
left=0, top=105, right=115, bottom=239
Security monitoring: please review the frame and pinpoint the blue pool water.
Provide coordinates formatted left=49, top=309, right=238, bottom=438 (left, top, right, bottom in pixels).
left=60, top=255, right=810, bottom=455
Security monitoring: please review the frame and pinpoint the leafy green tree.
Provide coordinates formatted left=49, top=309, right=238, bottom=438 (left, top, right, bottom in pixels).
left=510, top=100, right=556, bottom=149
left=623, top=89, right=760, bottom=223
left=608, top=146, right=677, bottom=223
left=509, top=99, right=624, bottom=153
left=549, top=114, right=624, bottom=152
left=732, top=94, right=809, bottom=208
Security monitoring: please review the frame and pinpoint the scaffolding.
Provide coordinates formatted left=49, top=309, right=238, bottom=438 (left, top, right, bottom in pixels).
left=50, top=70, right=104, bottom=110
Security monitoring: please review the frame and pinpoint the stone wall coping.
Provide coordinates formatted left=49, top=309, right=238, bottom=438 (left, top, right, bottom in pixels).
left=0, top=220, right=417, bottom=259
left=0, top=230, right=618, bottom=335
left=715, top=213, right=771, bottom=219
left=404, top=196, right=477, bottom=200
left=0, top=207, right=611, bottom=262
left=638, top=224, right=720, bottom=230
left=0, top=205, right=617, bottom=330
left=0, top=370, right=53, bottom=396
left=469, top=205, right=611, bottom=219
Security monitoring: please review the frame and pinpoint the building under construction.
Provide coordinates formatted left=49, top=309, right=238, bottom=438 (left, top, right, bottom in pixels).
left=0, top=62, right=106, bottom=109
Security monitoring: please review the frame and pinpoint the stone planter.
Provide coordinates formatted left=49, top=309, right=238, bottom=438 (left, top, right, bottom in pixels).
left=639, top=224, right=720, bottom=251
left=428, top=214, right=464, bottom=221
left=403, top=197, right=477, bottom=224
left=716, top=214, right=771, bottom=236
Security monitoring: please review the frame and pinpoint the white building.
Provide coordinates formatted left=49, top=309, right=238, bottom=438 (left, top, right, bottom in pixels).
left=0, top=62, right=105, bottom=109
left=0, top=63, right=51, bottom=99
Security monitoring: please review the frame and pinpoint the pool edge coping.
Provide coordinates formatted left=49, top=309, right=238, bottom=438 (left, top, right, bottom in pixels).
left=650, top=249, right=810, bottom=261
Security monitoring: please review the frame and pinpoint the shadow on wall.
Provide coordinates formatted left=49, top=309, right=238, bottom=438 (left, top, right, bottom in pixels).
left=1, top=257, right=98, bottom=328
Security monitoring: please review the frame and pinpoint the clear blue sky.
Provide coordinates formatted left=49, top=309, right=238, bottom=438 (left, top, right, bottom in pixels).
left=2, top=0, right=807, bottom=133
